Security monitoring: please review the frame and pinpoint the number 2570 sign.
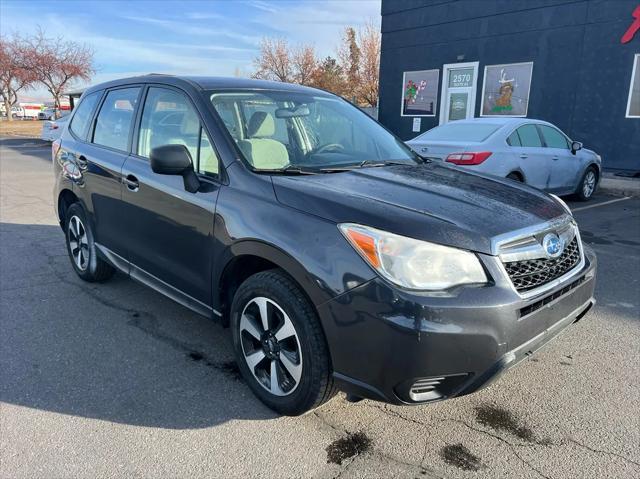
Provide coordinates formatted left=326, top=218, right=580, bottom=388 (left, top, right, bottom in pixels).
left=448, top=69, right=474, bottom=88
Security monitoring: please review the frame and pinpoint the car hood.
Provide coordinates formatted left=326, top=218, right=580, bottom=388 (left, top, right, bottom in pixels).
left=271, top=163, right=567, bottom=255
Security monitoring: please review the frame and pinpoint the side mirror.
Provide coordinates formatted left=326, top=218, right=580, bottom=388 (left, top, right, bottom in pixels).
left=571, top=141, right=583, bottom=155
left=150, top=144, right=200, bottom=193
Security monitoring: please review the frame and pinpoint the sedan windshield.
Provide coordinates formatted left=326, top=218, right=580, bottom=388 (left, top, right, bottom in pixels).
left=209, top=90, right=417, bottom=172
left=415, top=123, right=502, bottom=142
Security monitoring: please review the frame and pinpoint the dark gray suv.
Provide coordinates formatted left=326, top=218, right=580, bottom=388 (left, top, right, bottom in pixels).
left=53, top=75, right=597, bottom=415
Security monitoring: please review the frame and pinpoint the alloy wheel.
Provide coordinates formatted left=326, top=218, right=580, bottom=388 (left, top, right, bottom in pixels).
left=239, top=296, right=303, bottom=396
left=583, top=170, right=596, bottom=198
left=68, top=215, right=89, bottom=271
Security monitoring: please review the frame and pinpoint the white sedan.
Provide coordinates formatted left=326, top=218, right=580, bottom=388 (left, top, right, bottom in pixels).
left=406, top=118, right=602, bottom=200
left=41, top=115, right=70, bottom=142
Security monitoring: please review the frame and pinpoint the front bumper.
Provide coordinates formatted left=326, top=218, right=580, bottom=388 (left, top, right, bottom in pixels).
left=317, top=243, right=597, bottom=405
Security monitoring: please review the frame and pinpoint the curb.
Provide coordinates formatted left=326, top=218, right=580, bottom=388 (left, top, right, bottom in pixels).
left=599, top=176, right=640, bottom=197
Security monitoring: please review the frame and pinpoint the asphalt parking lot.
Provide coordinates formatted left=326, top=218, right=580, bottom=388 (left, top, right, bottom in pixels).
left=1, top=137, right=639, bottom=479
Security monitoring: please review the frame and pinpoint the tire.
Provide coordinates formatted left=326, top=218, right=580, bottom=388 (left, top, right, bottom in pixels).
left=64, top=203, right=115, bottom=282
left=506, top=172, right=523, bottom=182
left=230, top=269, right=336, bottom=415
left=575, top=166, right=598, bottom=201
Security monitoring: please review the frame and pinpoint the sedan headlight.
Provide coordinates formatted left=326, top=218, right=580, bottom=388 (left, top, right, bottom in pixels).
left=339, top=223, right=487, bottom=291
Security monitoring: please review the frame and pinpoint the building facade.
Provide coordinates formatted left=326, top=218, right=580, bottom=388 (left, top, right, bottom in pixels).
left=378, top=0, right=640, bottom=172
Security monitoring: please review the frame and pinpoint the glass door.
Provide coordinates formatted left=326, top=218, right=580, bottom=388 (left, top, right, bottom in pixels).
left=439, top=62, right=479, bottom=124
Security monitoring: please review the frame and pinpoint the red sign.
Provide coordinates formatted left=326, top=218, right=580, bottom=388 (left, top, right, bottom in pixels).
left=621, top=5, right=640, bottom=44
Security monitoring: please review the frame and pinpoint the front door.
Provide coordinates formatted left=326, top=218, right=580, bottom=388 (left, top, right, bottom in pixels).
left=439, top=62, right=479, bottom=124
left=121, top=86, right=222, bottom=305
left=537, top=124, right=581, bottom=193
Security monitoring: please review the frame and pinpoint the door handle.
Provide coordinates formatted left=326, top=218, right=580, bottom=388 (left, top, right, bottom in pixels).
left=552, top=156, right=559, bottom=161
left=519, top=154, right=528, bottom=159
left=123, top=174, right=139, bottom=191
left=76, top=155, right=88, bottom=170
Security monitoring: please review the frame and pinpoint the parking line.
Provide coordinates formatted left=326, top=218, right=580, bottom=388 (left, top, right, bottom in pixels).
left=572, top=197, right=631, bottom=212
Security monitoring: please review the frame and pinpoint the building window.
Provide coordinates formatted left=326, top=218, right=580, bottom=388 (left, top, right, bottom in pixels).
left=480, top=62, right=533, bottom=117
left=626, top=54, right=640, bottom=118
left=401, top=69, right=439, bottom=117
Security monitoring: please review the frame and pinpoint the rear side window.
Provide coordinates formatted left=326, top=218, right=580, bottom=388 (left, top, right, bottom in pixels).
left=506, top=130, right=521, bottom=146
left=93, top=87, right=140, bottom=152
left=539, top=125, right=569, bottom=149
left=69, top=91, right=101, bottom=140
left=516, top=124, right=542, bottom=147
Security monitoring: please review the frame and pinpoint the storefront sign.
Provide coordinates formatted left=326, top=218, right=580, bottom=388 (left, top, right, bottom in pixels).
left=480, top=62, right=533, bottom=117
left=401, top=69, right=440, bottom=117
left=621, top=5, right=640, bottom=44
left=448, top=68, right=474, bottom=88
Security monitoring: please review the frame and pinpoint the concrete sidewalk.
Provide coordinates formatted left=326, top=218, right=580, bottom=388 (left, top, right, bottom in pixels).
left=599, top=173, right=640, bottom=197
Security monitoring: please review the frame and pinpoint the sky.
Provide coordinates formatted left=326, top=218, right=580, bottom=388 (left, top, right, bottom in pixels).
left=0, top=0, right=381, bottom=100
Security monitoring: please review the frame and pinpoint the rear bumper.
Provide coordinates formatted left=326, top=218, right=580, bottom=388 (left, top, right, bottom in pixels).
left=318, top=243, right=597, bottom=404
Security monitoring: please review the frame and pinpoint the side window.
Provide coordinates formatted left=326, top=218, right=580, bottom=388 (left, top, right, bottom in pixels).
left=93, top=87, right=140, bottom=152
left=516, top=124, right=542, bottom=147
left=69, top=91, right=101, bottom=140
left=138, top=87, right=219, bottom=176
left=539, top=125, right=569, bottom=149
left=506, top=130, right=521, bottom=147
left=198, top=128, right=219, bottom=176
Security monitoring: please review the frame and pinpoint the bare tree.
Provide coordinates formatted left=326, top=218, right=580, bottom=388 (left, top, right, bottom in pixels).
left=358, top=21, right=380, bottom=107
left=21, top=28, right=94, bottom=109
left=252, top=38, right=293, bottom=82
left=291, top=45, right=317, bottom=85
left=0, top=36, right=35, bottom=122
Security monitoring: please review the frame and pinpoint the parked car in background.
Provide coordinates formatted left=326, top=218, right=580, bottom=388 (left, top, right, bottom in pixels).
left=38, top=108, right=57, bottom=120
left=53, top=75, right=596, bottom=415
left=41, top=115, right=69, bottom=142
left=406, top=118, right=601, bottom=200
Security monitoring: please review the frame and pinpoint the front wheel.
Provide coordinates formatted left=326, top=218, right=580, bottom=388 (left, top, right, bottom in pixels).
left=576, top=167, right=598, bottom=201
left=230, top=270, right=336, bottom=415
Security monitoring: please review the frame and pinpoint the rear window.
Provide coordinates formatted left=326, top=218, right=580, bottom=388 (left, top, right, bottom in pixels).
left=69, top=91, right=101, bottom=140
left=415, top=123, right=501, bottom=142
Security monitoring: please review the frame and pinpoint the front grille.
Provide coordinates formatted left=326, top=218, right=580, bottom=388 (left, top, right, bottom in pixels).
left=504, top=238, right=581, bottom=292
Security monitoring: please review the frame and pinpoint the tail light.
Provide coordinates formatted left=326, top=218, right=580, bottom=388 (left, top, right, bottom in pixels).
left=52, top=139, right=61, bottom=162
left=446, top=151, right=492, bottom=165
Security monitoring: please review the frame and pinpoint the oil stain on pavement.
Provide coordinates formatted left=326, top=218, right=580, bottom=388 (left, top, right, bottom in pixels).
left=326, top=431, right=372, bottom=465
left=440, top=443, right=482, bottom=471
left=475, top=404, right=534, bottom=441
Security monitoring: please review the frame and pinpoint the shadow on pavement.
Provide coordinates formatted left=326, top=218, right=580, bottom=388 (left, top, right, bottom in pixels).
left=0, top=221, right=277, bottom=429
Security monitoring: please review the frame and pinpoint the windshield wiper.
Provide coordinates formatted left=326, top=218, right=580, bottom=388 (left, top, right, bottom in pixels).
left=320, top=160, right=413, bottom=172
left=256, top=165, right=320, bottom=175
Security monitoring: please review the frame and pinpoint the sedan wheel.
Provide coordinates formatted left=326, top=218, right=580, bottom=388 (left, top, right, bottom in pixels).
left=239, top=296, right=303, bottom=396
left=582, top=170, right=596, bottom=198
left=576, top=167, right=598, bottom=201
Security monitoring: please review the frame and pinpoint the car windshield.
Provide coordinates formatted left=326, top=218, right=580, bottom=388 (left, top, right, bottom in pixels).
left=415, top=123, right=502, bottom=142
left=209, top=90, right=418, bottom=172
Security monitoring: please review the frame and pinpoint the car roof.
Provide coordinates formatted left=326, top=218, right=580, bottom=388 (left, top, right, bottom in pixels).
left=82, top=74, right=332, bottom=97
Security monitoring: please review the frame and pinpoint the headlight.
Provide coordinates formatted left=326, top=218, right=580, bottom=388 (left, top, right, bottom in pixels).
left=550, top=194, right=572, bottom=215
left=339, top=223, right=487, bottom=291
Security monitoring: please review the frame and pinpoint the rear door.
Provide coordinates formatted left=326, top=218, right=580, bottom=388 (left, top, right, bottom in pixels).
left=506, top=124, right=551, bottom=189
left=65, top=87, right=141, bottom=259
left=121, top=85, right=221, bottom=305
left=537, top=125, right=581, bottom=192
